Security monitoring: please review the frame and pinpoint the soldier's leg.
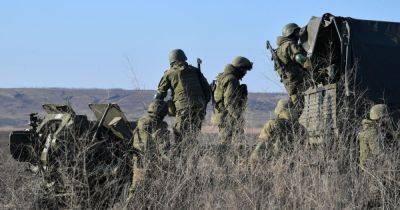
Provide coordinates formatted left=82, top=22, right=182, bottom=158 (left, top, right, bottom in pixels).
left=217, top=113, right=235, bottom=166
left=173, top=111, right=184, bottom=156
left=173, top=109, right=197, bottom=160
left=128, top=157, right=144, bottom=202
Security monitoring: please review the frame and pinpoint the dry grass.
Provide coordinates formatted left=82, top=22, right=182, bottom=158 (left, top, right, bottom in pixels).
left=1, top=115, right=400, bottom=209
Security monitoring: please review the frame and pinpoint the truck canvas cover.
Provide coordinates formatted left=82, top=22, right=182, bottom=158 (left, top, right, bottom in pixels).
left=302, top=13, right=400, bottom=106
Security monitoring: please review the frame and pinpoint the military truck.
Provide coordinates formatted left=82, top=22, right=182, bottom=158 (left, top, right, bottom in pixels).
left=297, top=13, right=400, bottom=143
left=9, top=104, right=138, bottom=208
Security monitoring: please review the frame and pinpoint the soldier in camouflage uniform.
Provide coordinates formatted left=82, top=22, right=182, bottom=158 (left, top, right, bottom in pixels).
left=358, top=104, right=397, bottom=170
left=212, top=56, right=252, bottom=146
left=276, top=23, right=311, bottom=110
left=357, top=104, right=400, bottom=208
left=250, top=99, right=306, bottom=162
left=155, top=49, right=211, bottom=153
left=128, top=100, right=170, bottom=200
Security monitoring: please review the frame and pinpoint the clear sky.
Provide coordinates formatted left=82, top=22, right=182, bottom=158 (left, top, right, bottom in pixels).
left=1, top=0, right=400, bottom=92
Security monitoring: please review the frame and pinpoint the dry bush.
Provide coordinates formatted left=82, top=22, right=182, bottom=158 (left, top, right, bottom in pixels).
left=1, top=106, right=400, bottom=209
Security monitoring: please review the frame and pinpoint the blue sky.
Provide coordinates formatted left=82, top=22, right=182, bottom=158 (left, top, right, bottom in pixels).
left=1, top=0, right=399, bottom=92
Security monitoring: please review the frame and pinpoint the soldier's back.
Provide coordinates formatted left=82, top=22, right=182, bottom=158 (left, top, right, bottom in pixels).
left=165, top=63, right=206, bottom=109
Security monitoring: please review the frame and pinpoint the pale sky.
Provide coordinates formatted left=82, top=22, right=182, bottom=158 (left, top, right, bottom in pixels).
left=1, top=0, right=400, bottom=92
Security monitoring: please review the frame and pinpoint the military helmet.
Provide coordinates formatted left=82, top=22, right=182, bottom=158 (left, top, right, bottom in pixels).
left=282, top=23, right=300, bottom=38
left=369, top=104, right=389, bottom=120
left=274, top=98, right=292, bottom=115
left=231, top=56, right=253, bottom=70
left=169, top=49, right=187, bottom=64
left=148, top=100, right=168, bottom=117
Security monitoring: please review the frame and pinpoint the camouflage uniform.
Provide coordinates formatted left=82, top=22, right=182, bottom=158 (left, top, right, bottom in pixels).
left=357, top=104, right=399, bottom=208
left=155, top=49, right=211, bottom=151
left=276, top=23, right=310, bottom=109
left=129, top=100, right=170, bottom=198
left=212, top=56, right=252, bottom=145
left=251, top=99, right=306, bottom=162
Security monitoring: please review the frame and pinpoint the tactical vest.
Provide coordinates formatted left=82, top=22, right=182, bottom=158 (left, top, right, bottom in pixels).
left=170, top=65, right=205, bottom=109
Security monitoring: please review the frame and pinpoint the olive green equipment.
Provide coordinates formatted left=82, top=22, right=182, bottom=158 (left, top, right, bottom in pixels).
left=9, top=103, right=139, bottom=208
left=282, top=23, right=300, bottom=38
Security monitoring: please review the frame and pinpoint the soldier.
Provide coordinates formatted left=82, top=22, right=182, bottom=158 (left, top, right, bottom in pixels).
left=212, top=56, right=252, bottom=145
left=250, top=99, right=306, bottom=162
left=155, top=49, right=211, bottom=153
left=358, top=104, right=397, bottom=169
left=276, top=23, right=311, bottom=110
left=357, top=104, right=399, bottom=208
left=128, top=100, right=170, bottom=201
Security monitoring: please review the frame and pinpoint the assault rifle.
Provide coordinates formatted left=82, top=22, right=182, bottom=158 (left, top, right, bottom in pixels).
left=266, top=41, right=284, bottom=71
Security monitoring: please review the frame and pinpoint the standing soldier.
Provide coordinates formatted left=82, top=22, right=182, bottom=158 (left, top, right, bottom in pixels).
left=155, top=49, right=211, bottom=154
left=212, top=56, right=252, bottom=146
left=357, top=104, right=399, bottom=208
left=128, top=100, right=170, bottom=202
left=250, top=99, right=306, bottom=162
left=275, top=23, right=311, bottom=110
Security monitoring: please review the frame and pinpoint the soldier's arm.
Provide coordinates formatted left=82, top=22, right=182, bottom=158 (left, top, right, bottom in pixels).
left=155, top=72, right=170, bottom=100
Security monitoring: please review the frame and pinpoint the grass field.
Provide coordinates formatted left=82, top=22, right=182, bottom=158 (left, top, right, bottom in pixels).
left=1, top=124, right=400, bottom=209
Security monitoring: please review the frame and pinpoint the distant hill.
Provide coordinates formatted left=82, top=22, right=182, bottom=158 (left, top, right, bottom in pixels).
left=0, top=88, right=285, bottom=128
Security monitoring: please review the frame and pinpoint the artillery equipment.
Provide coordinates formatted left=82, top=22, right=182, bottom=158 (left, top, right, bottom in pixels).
left=9, top=104, right=137, bottom=208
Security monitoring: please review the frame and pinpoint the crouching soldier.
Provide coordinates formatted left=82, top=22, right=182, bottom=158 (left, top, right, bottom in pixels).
left=358, top=104, right=397, bottom=169
left=358, top=104, right=400, bottom=208
left=128, top=100, right=171, bottom=202
left=250, top=99, right=306, bottom=163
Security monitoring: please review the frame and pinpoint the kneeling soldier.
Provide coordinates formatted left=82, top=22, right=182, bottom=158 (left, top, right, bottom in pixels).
left=128, top=100, right=170, bottom=201
left=251, top=99, right=306, bottom=162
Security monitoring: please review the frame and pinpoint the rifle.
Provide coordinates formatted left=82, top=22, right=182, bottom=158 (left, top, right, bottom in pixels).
left=195, top=57, right=211, bottom=109
left=197, top=58, right=202, bottom=71
left=266, top=41, right=284, bottom=71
